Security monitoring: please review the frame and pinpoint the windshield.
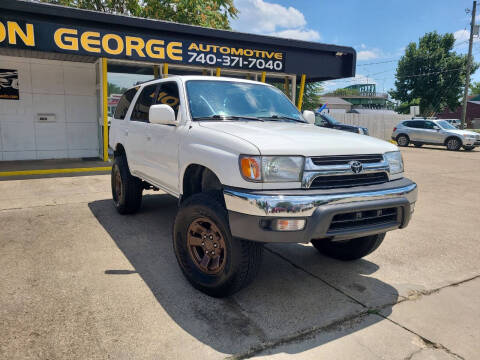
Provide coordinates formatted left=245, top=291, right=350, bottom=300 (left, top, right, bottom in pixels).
left=436, top=120, right=457, bottom=130
left=185, top=80, right=304, bottom=122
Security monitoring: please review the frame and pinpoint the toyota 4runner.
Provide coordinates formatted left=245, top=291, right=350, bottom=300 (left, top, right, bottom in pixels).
left=109, top=76, right=418, bottom=297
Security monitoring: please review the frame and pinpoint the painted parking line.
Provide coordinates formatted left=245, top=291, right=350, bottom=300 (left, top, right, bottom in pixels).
left=0, top=167, right=112, bottom=177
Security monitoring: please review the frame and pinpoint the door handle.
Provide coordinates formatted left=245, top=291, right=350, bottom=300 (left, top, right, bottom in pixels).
left=124, top=129, right=128, bottom=136
left=146, top=135, right=151, bottom=141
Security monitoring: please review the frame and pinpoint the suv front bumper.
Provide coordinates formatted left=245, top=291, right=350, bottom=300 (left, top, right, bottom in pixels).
left=224, top=178, right=417, bottom=243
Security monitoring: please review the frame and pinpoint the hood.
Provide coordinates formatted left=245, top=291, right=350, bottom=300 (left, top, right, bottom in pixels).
left=198, top=121, right=397, bottom=156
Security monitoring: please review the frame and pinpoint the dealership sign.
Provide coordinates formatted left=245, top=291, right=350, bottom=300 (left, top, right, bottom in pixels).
left=0, top=18, right=286, bottom=72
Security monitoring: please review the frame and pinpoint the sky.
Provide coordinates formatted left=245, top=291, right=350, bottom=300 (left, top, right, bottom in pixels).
left=111, top=0, right=480, bottom=94
left=231, top=0, right=480, bottom=94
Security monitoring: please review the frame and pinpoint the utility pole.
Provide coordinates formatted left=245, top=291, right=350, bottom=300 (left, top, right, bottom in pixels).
left=461, top=1, right=476, bottom=130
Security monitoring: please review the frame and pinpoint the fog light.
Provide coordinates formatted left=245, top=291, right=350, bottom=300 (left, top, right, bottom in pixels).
left=410, top=202, right=416, bottom=214
left=272, top=219, right=306, bottom=231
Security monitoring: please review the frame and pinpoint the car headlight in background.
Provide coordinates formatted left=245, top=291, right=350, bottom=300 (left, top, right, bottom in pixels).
left=240, top=155, right=304, bottom=182
left=384, top=151, right=404, bottom=174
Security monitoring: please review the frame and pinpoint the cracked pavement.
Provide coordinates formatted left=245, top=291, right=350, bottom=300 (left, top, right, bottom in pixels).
left=1, top=146, right=479, bottom=359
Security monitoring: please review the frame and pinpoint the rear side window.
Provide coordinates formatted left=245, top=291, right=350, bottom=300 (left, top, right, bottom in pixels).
left=404, top=121, right=423, bottom=128
left=155, top=82, right=180, bottom=118
left=131, top=84, right=158, bottom=122
left=114, top=88, right=138, bottom=120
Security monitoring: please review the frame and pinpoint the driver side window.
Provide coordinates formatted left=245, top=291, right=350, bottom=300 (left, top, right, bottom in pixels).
left=424, top=121, right=436, bottom=129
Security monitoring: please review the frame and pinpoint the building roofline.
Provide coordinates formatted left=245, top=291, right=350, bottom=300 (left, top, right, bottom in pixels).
left=1, top=0, right=355, bottom=56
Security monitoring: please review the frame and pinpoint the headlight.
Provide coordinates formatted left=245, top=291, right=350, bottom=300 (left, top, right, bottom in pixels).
left=240, top=155, right=304, bottom=182
left=464, top=134, right=476, bottom=139
left=358, top=128, right=364, bottom=135
left=384, top=151, right=404, bottom=175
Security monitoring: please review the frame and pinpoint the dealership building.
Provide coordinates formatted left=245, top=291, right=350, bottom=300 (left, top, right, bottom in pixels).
left=0, top=0, right=355, bottom=163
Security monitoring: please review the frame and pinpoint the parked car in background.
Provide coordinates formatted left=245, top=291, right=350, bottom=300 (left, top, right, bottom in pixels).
left=392, top=119, right=480, bottom=151
left=315, top=113, right=369, bottom=135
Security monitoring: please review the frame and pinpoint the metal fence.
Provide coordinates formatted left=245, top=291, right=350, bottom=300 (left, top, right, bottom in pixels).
left=332, top=113, right=412, bottom=140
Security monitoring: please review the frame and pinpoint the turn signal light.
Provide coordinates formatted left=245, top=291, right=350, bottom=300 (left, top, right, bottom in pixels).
left=272, top=219, right=306, bottom=231
left=240, top=156, right=261, bottom=181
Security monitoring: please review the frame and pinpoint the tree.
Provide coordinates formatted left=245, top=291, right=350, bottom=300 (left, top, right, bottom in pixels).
left=41, top=0, right=238, bottom=30
left=272, top=81, right=323, bottom=110
left=396, top=98, right=420, bottom=115
left=324, top=88, right=360, bottom=97
left=107, top=82, right=128, bottom=96
left=389, top=32, right=477, bottom=116
left=297, top=82, right=323, bottom=111
left=469, top=81, right=480, bottom=95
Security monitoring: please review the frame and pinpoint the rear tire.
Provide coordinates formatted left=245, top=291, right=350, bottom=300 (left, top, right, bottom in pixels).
left=111, top=154, right=143, bottom=214
left=311, top=233, right=385, bottom=261
left=173, top=192, right=263, bottom=297
left=413, top=143, right=423, bottom=148
left=446, top=137, right=462, bottom=151
left=396, top=134, right=409, bottom=147
left=463, top=145, right=475, bottom=151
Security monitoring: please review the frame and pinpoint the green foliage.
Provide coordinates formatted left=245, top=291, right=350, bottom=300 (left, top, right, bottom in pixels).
left=41, top=0, right=238, bottom=29
left=324, top=88, right=360, bottom=96
left=271, top=81, right=323, bottom=111
left=469, top=81, right=480, bottom=95
left=396, top=98, right=420, bottom=114
left=297, top=82, right=323, bottom=111
left=107, top=82, right=128, bottom=96
left=389, top=32, right=477, bottom=116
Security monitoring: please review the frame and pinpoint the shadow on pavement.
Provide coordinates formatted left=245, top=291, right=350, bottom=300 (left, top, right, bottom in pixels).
left=88, top=194, right=398, bottom=356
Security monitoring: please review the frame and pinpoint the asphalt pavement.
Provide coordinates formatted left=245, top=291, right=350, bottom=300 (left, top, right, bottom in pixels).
left=0, top=146, right=479, bottom=359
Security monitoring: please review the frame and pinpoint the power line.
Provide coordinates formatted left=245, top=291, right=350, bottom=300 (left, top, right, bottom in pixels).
left=356, top=58, right=399, bottom=67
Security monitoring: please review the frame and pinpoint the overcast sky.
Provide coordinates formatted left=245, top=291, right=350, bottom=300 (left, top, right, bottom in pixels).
left=111, top=0, right=480, bottom=94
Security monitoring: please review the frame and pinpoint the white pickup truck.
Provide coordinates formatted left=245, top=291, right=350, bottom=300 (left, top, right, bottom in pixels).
left=109, top=76, right=417, bottom=297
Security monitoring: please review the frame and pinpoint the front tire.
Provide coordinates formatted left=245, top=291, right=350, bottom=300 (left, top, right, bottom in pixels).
left=396, top=134, right=409, bottom=147
left=173, top=193, right=263, bottom=297
left=111, top=154, right=143, bottom=214
left=311, top=233, right=385, bottom=261
left=446, top=137, right=462, bottom=151
left=463, top=145, right=475, bottom=151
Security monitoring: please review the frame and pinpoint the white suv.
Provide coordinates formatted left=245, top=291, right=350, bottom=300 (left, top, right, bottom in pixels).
left=109, top=76, right=417, bottom=297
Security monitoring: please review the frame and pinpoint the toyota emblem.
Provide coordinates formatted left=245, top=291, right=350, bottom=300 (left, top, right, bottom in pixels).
left=349, top=160, right=363, bottom=174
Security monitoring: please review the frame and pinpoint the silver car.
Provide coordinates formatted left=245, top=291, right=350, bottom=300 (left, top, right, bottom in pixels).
left=392, top=119, right=480, bottom=151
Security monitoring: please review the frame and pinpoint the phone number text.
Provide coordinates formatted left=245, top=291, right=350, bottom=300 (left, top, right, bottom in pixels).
left=187, top=52, right=283, bottom=71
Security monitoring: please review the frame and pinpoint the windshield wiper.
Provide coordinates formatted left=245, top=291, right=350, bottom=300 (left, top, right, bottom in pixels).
left=193, top=115, right=264, bottom=121
left=260, top=115, right=306, bottom=123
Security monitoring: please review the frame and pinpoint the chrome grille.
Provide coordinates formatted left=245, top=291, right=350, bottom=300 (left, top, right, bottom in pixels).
left=303, top=154, right=389, bottom=189
left=311, top=154, right=384, bottom=166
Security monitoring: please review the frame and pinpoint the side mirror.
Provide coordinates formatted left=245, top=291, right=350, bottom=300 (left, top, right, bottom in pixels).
left=149, top=104, right=177, bottom=125
left=302, top=110, right=315, bottom=124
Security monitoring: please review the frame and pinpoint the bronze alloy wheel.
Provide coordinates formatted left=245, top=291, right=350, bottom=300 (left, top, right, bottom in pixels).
left=113, top=166, right=122, bottom=205
left=186, top=217, right=227, bottom=275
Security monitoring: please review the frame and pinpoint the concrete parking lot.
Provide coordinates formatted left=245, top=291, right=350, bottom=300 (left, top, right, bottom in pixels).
left=1, top=146, right=479, bottom=359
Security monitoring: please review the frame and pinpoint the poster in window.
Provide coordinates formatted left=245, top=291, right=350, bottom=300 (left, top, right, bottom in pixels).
left=0, top=69, right=19, bottom=100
